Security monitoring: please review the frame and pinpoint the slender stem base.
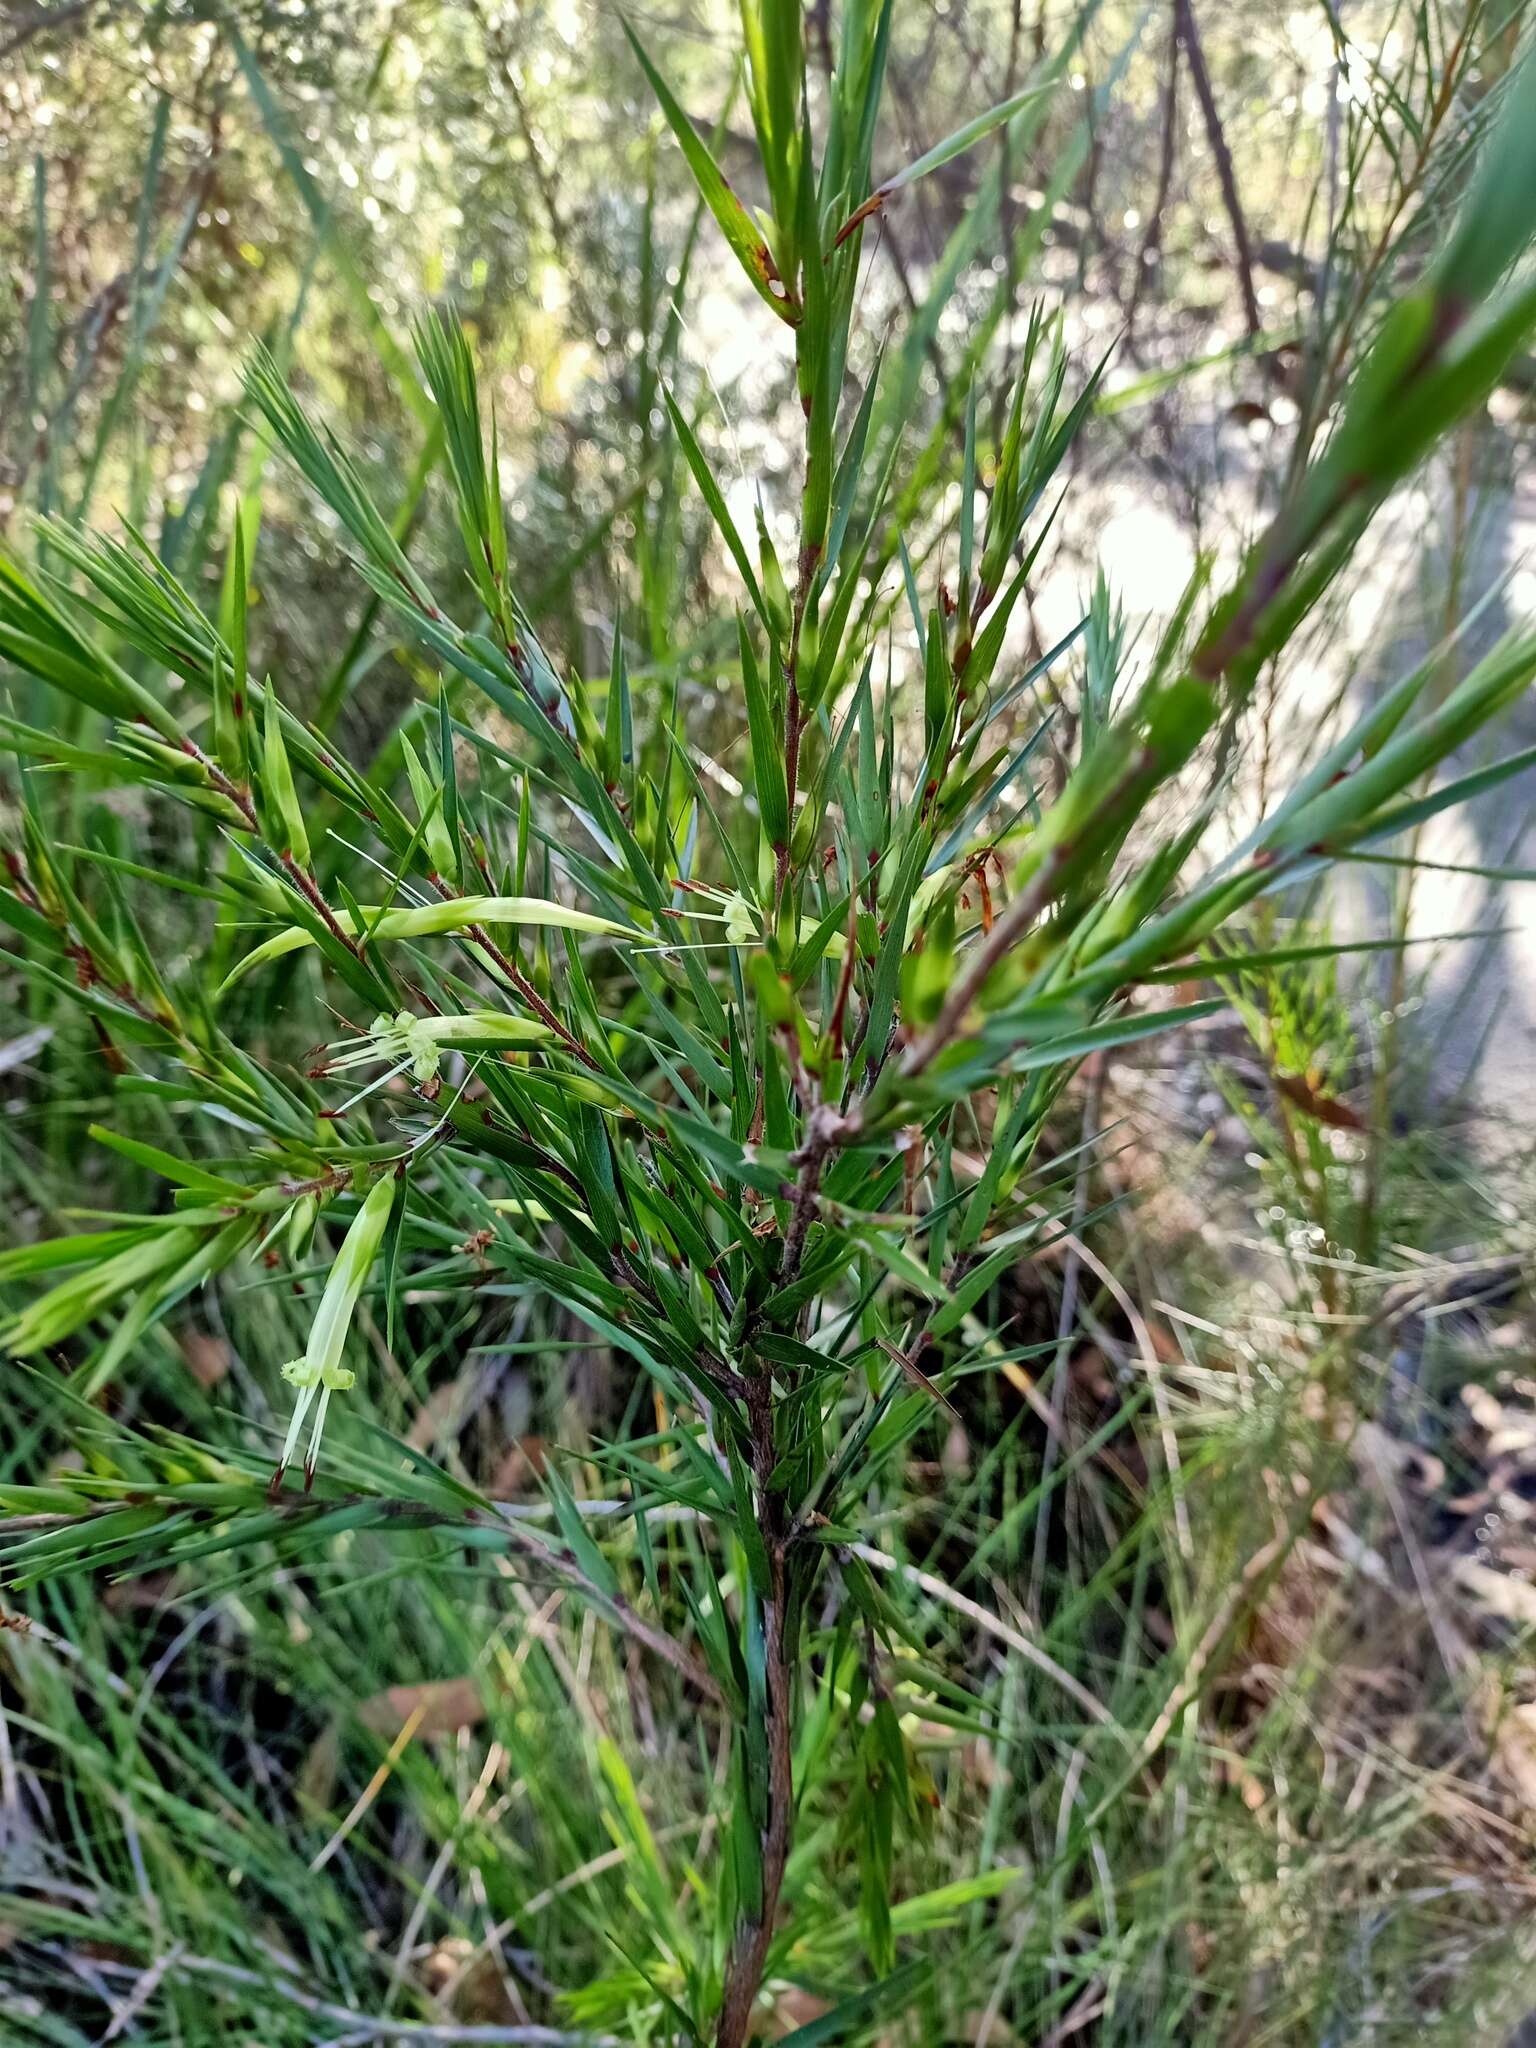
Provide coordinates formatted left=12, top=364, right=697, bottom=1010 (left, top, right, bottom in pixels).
left=716, top=1376, right=796, bottom=2048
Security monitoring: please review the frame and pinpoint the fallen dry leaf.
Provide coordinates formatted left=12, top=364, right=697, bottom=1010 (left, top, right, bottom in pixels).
left=179, top=1330, right=230, bottom=1387
left=764, top=1989, right=833, bottom=2038
left=490, top=1435, right=549, bottom=1495
left=358, top=1676, right=488, bottom=1741
left=299, top=1675, right=496, bottom=1815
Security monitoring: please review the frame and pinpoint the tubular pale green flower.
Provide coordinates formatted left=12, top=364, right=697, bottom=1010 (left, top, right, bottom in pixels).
left=216, top=896, right=636, bottom=996
left=324, top=1009, right=552, bottom=1090
left=272, top=1173, right=397, bottom=1489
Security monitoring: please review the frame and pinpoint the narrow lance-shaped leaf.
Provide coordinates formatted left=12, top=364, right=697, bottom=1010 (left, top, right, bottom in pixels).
left=624, top=17, right=800, bottom=323
left=740, top=614, right=789, bottom=854
left=260, top=682, right=310, bottom=866
left=661, top=384, right=768, bottom=622
left=834, top=77, right=1053, bottom=245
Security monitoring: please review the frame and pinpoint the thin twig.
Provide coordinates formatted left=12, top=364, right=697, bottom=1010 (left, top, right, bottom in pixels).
left=0, top=1, right=97, bottom=62
left=1173, top=0, right=1262, bottom=339
left=1126, top=26, right=1180, bottom=341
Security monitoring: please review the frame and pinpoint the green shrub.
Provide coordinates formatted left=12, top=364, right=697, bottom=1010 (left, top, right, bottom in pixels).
left=3, top=7, right=1536, bottom=2042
